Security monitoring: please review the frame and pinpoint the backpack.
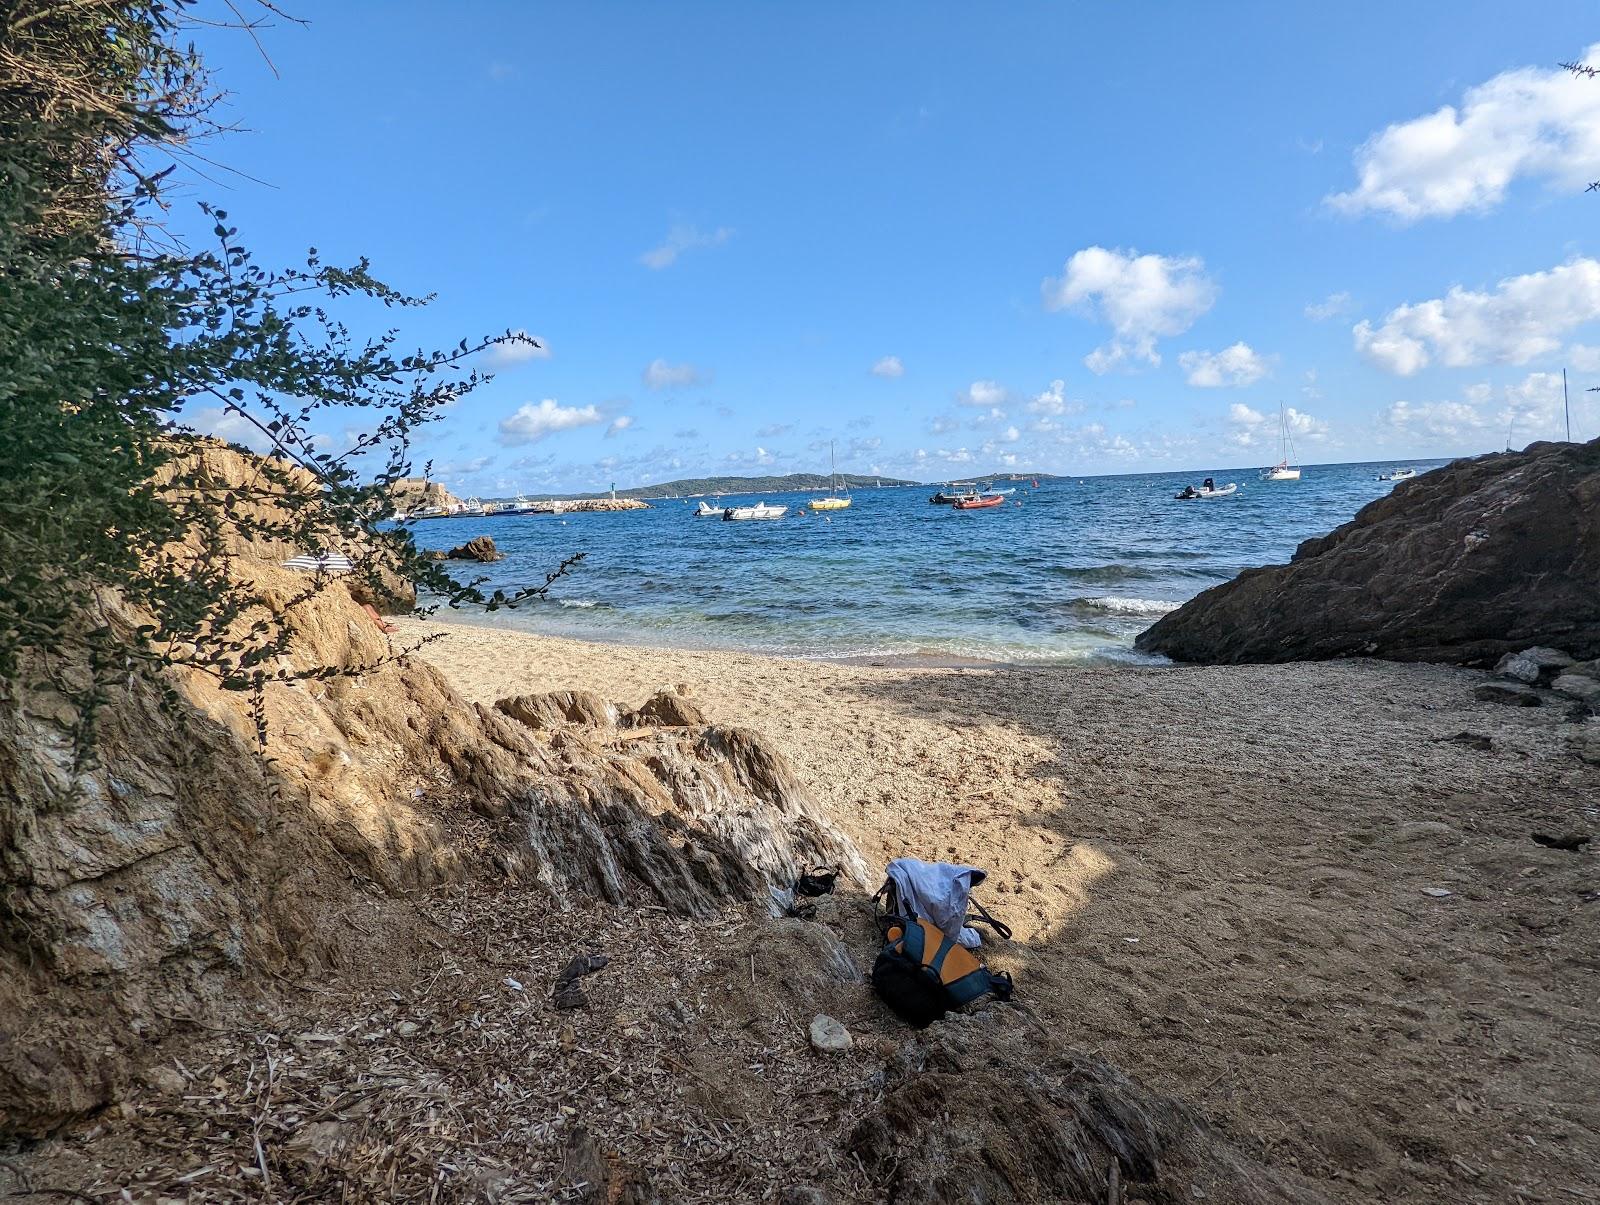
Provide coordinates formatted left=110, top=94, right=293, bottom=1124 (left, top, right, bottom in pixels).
left=870, top=879, right=1014, bottom=1028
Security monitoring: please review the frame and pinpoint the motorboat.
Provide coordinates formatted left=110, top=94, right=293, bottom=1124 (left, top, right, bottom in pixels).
left=952, top=493, right=1004, bottom=510
left=1175, top=482, right=1238, bottom=499
left=693, top=500, right=723, bottom=517
left=981, top=485, right=1016, bottom=496
left=1377, top=467, right=1416, bottom=481
left=723, top=501, right=788, bottom=521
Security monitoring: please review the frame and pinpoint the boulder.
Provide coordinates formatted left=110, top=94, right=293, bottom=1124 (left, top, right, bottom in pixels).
left=626, top=689, right=707, bottom=728
left=1136, top=439, right=1600, bottom=665
left=1475, top=681, right=1541, bottom=706
left=446, top=535, right=503, bottom=562
left=1494, top=654, right=1542, bottom=685
left=1552, top=673, right=1600, bottom=702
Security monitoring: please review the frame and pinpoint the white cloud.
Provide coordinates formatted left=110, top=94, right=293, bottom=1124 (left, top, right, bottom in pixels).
left=187, top=406, right=272, bottom=454
left=871, top=355, right=905, bottom=378
left=605, top=415, right=634, bottom=438
left=1179, top=342, right=1268, bottom=388
left=1383, top=399, right=1490, bottom=440
left=639, top=223, right=734, bottom=269
left=1328, top=46, right=1600, bottom=221
left=1027, top=379, right=1082, bottom=416
left=643, top=359, right=708, bottom=390
left=1354, top=258, right=1600, bottom=375
left=755, top=422, right=792, bottom=437
left=726, top=445, right=777, bottom=467
left=1042, top=245, right=1216, bottom=372
left=1568, top=343, right=1600, bottom=372
left=498, top=398, right=605, bottom=445
left=1000, top=425, right=1020, bottom=443
left=482, top=330, right=550, bottom=369
left=1225, top=403, right=1328, bottom=448
left=928, top=415, right=960, bottom=434
left=1305, top=292, right=1352, bottom=322
left=958, top=379, right=1008, bottom=407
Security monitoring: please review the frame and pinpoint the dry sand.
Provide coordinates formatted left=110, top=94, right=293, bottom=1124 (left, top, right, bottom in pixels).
left=393, top=615, right=1600, bottom=1202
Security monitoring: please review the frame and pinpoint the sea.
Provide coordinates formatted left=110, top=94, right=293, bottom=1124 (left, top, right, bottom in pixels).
left=408, top=460, right=1447, bottom=666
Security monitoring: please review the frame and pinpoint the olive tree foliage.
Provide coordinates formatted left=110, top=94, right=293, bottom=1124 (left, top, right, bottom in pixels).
left=0, top=1, right=573, bottom=764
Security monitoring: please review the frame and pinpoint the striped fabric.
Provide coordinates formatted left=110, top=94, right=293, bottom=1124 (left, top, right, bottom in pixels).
left=282, top=553, right=354, bottom=573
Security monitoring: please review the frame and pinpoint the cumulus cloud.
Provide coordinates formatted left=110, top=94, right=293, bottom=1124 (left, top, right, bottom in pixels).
left=871, top=355, right=905, bottom=378
left=1042, top=246, right=1216, bottom=372
left=186, top=406, right=273, bottom=454
left=1353, top=258, right=1600, bottom=375
left=958, top=379, right=1008, bottom=407
left=1328, top=46, right=1600, bottom=221
left=928, top=415, right=960, bottom=435
left=1027, top=379, right=1082, bottom=416
left=1382, top=399, right=1490, bottom=440
left=498, top=399, right=605, bottom=445
left=1305, top=292, right=1352, bottom=322
left=756, top=422, right=793, bottom=437
left=639, top=223, right=734, bottom=269
left=605, top=415, right=634, bottom=438
left=643, top=359, right=708, bottom=390
left=1179, top=342, right=1268, bottom=388
left=726, top=446, right=777, bottom=467
left=481, top=330, right=550, bottom=369
left=1226, top=402, right=1327, bottom=448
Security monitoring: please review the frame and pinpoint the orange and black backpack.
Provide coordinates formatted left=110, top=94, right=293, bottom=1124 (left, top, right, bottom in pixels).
left=870, top=881, right=1013, bottom=1028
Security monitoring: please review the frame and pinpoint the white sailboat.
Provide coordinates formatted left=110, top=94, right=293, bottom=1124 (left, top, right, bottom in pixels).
left=811, top=442, right=851, bottom=511
left=1260, top=405, right=1302, bottom=481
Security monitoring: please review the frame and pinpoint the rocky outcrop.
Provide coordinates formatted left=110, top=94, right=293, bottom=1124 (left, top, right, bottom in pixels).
left=1137, top=439, right=1600, bottom=665
left=389, top=477, right=461, bottom=513
left=0, top=448, right=863, bottom=1138
left=850, top=1010, right=1325, bottom=1204
left=446, top=534, right=503, bottom=562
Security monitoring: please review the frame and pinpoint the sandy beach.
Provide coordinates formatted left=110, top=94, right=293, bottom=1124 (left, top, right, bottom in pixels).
left=395, top=614, right=1600, bottom=1201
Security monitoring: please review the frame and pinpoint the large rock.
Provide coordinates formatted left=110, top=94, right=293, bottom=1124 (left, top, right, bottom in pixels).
left=446, top=535, right=503, bottom=562
left=1137, top=440, right=1600, bottom=665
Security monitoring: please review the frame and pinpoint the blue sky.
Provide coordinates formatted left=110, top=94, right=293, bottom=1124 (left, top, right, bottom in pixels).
left=181, top=2, right=1600, bottom=494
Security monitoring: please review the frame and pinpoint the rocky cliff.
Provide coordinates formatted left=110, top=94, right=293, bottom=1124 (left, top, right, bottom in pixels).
left=1137, top=438, right=1600, bottom=665
left=0, top=445, right=862, bottom=1137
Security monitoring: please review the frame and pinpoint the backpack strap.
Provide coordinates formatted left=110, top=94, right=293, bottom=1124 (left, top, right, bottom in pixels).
left=964, top=897, right=1013, bottom=942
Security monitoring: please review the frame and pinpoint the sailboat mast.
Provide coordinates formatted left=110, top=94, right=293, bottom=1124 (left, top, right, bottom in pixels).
left=1564, top=368, right=1572, bottom=442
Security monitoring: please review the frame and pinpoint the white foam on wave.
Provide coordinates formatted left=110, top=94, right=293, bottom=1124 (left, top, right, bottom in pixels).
left=557, top=598, right=600, bottom=609
left=1080, top=596, right=1179, bottom=616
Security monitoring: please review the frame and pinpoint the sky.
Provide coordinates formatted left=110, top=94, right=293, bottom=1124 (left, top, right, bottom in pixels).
left=178, top=1, right=1600, bottom=495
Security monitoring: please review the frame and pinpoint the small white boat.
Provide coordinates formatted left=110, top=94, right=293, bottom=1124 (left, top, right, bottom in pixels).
left=1260, top=404, right=1302, bottom=481
left=1377, top=467, right=1416, bottom=481
left=693, top=500, right=723, bottom=517
left=1174, top=482, right=1238, bottom=500
left=981, top=486, right=1016, bottom=496
left=723, top=501, right=787, bottom=521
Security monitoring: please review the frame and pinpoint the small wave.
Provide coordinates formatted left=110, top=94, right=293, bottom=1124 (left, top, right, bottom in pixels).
left=1051, top=564, right=1161, bottom=583
left=1074, top=596, right=1180, bottom=617
left=557, top=598, right=601, bottom=609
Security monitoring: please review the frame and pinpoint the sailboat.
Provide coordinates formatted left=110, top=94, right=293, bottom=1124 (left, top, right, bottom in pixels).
left=1260, top=405, right=1302, bottom=481
left=811, top=441, right=852, bottom=511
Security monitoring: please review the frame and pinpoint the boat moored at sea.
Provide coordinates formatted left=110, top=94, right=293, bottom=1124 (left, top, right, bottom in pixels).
left=952, top=493, right=1004, bottom=510
left=1174, top=481, right=1238, bottom=499
left=693, top=500, right=723, bottom=517
left=723, top=501, right=788, bottom=521
left=1260, top=404, right=1302, bottom=481
left=1377, top=467, right=1416, bottom=481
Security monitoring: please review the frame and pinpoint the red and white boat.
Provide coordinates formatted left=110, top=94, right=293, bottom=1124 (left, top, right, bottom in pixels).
left=952, top=493, right=1004, bottom=510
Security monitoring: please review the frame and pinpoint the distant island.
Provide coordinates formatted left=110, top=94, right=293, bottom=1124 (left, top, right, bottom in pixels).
left=435, top=471, right=1072, bottom=504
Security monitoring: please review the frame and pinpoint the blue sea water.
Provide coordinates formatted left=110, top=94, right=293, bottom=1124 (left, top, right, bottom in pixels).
left=409, top=460, right=1447, bottom=665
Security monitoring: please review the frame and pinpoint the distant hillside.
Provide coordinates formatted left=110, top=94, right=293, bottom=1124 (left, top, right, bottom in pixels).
left=497, top=473, right=923, bottom=502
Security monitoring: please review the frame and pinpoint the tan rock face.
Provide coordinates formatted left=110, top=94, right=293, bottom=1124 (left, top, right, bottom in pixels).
left=0, top=448, right=863, bottom=1138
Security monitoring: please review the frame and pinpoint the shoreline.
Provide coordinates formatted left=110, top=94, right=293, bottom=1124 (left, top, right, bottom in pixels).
left=407, top=605, right=1168, bottom=671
